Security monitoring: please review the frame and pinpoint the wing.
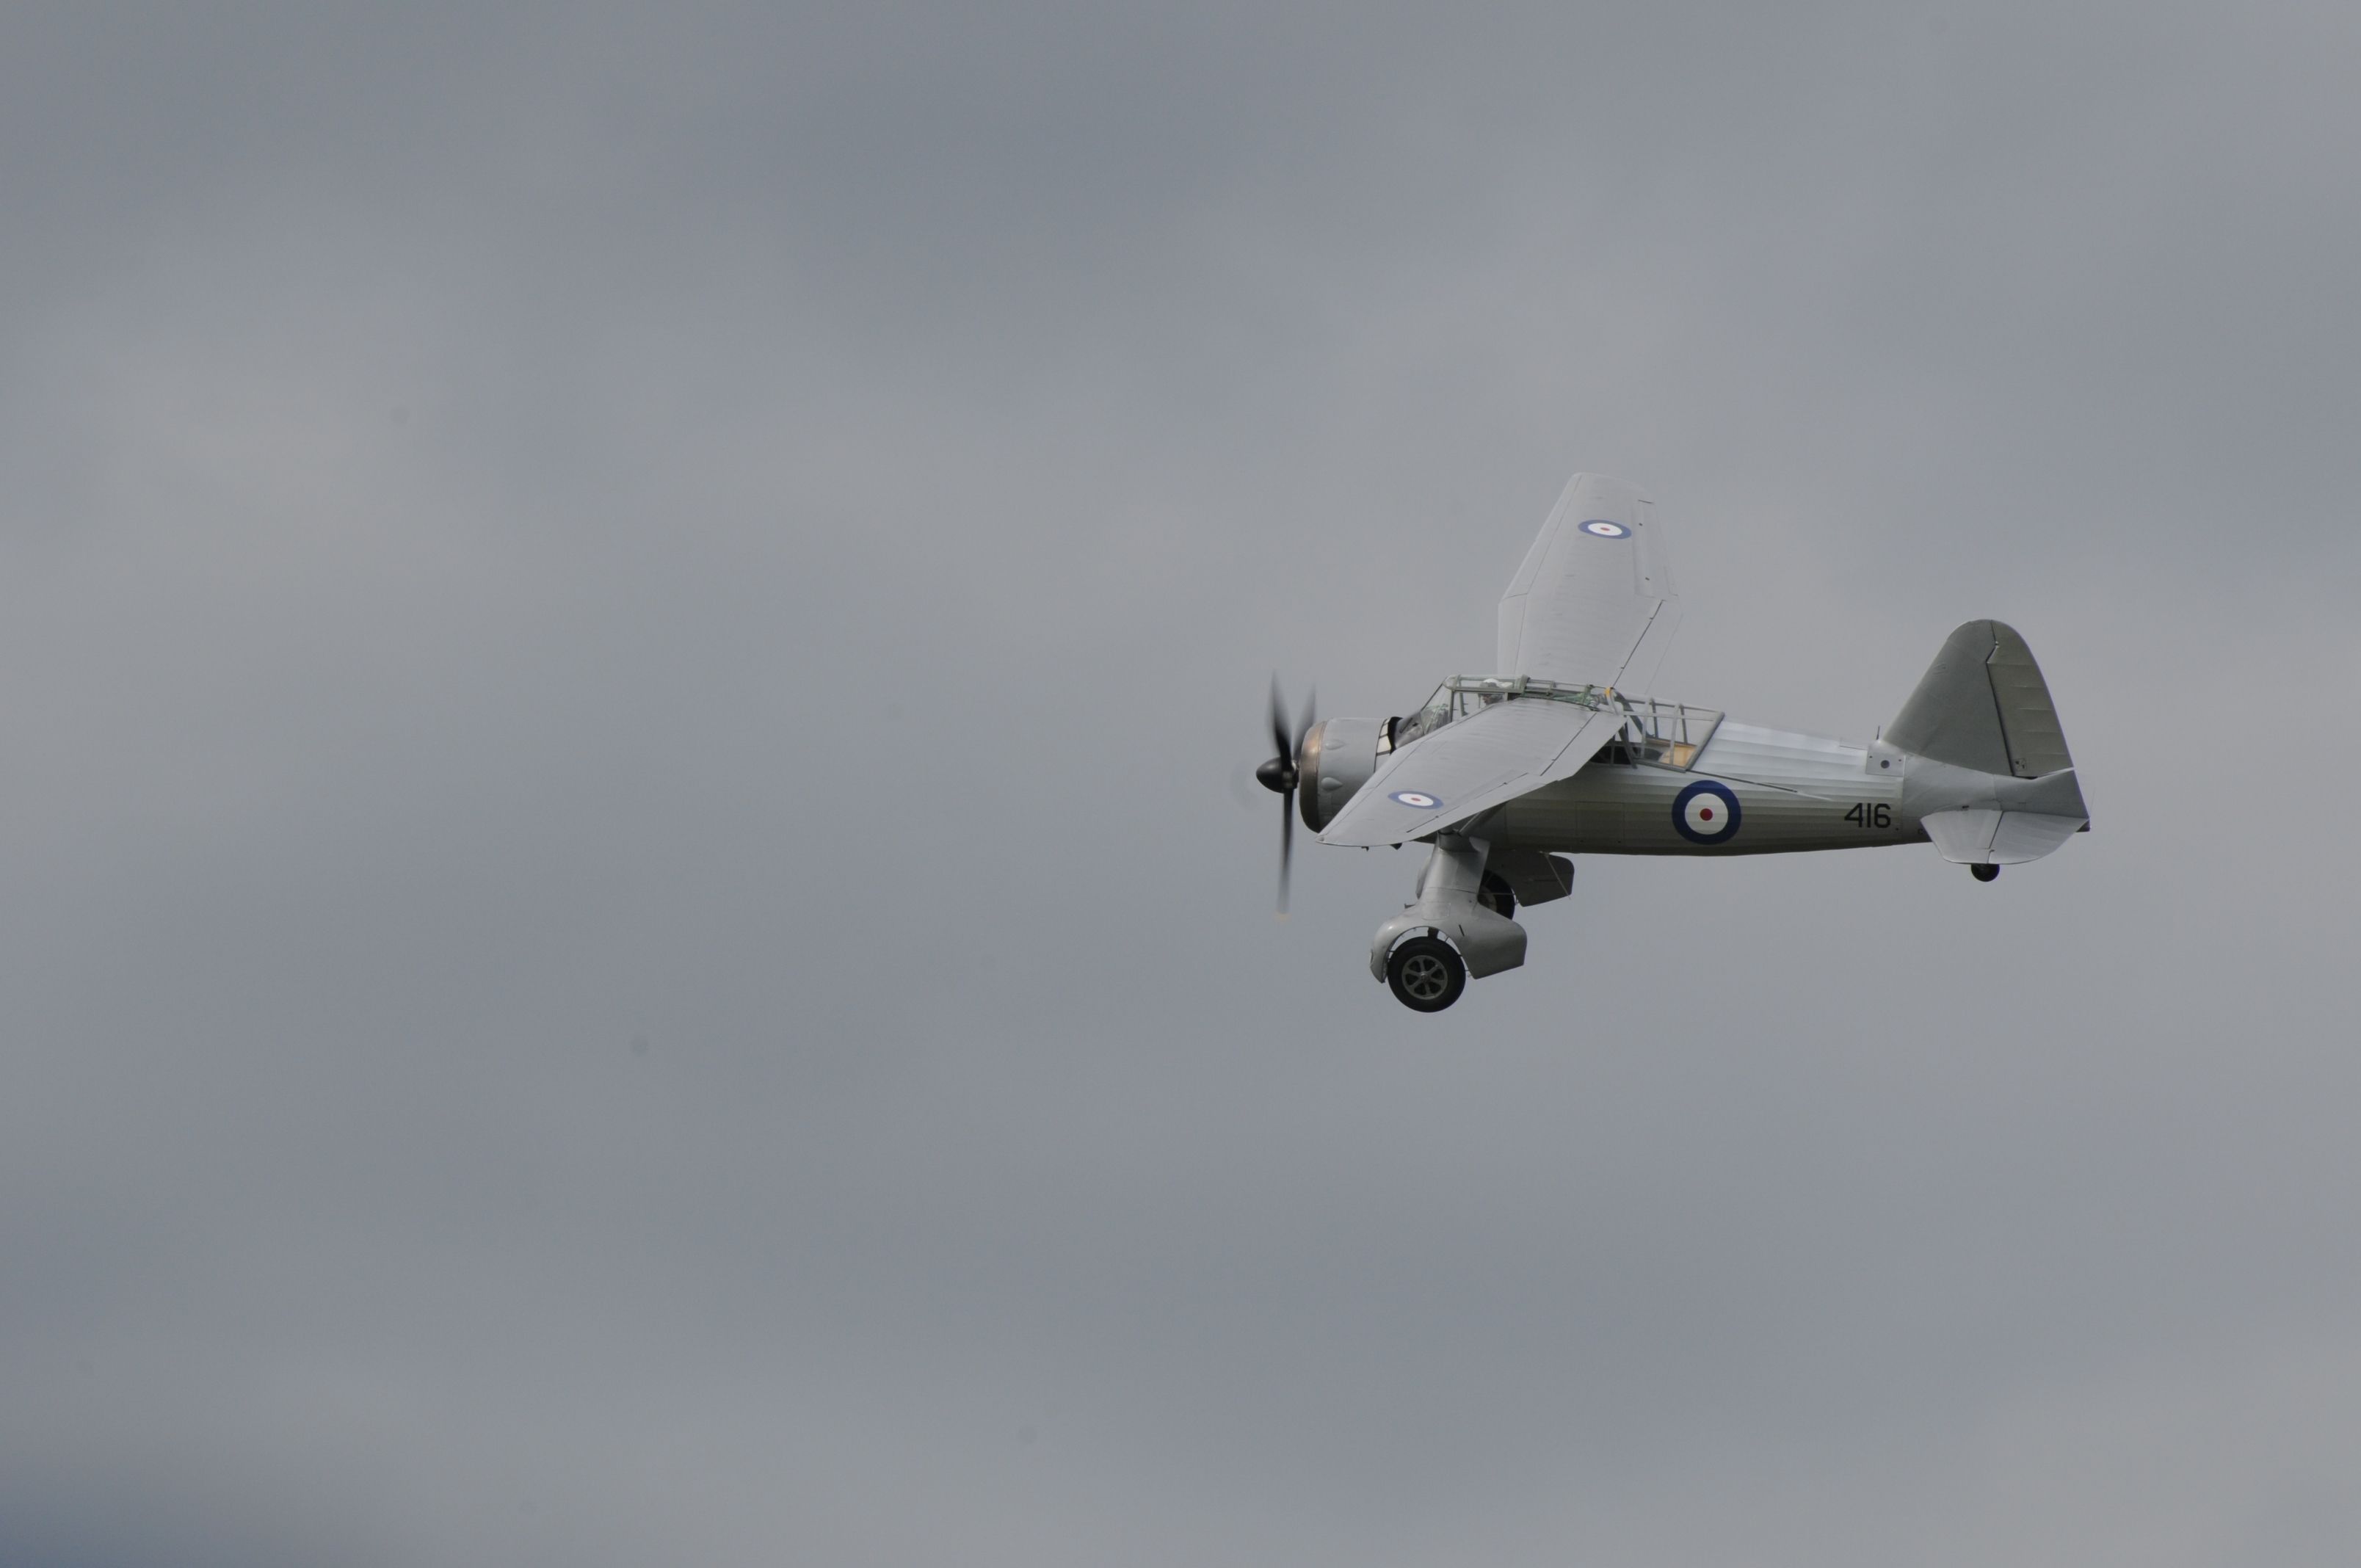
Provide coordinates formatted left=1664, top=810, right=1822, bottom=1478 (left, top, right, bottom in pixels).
left=1496, top=473, right=1680, bottom=691
left=1317, top=698, right=1629, bottom=847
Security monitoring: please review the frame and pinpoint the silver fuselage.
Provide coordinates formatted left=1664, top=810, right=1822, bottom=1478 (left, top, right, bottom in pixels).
left=1486, top=719, right=1918, bottom=856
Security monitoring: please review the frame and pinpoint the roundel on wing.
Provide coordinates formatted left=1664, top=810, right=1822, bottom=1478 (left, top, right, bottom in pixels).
left=1390, top=791, right=1442, bottom=809
left=1580, top=519, right=1631, bottom=539
left=1672, top=780, right=1741, bottom=845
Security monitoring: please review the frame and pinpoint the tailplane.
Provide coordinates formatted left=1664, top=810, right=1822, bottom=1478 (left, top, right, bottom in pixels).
left=1890, top=622, right=2089, bottom=868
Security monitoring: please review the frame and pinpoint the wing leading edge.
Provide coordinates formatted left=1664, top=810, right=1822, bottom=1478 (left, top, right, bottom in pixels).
left=1317, top=698, right=1628, bottom=848
left=1496, top=473, right=1680, bottom=692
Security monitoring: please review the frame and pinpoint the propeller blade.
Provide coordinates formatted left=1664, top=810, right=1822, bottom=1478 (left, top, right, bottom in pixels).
left=1279, top=788, right=1294, bottom=914
left=1258, top=675, right=1316, bottom=914
left=1268, top=676, right=1294, bottom=774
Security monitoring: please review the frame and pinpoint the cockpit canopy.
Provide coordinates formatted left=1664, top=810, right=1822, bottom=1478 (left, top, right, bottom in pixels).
left=1384, top=675, right=1724, bottom=770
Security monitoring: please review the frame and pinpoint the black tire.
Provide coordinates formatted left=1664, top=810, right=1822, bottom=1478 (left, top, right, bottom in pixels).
left=1970, top=863, right=2001, bottom=883
left=1387, top=936, right=1467, bottom=1013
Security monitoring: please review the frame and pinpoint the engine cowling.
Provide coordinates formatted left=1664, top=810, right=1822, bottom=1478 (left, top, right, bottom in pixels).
left=1296, top=717, right=1385, bottom=831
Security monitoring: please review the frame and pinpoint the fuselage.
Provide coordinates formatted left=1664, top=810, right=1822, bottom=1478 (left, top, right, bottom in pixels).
left=1487, top=719, right=1921, bottom=856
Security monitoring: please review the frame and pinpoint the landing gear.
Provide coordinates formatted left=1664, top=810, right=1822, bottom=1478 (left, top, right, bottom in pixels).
left=1367, top=835, right=1521, bottom=1012
left=1970, top=863, right=2000, bottom=882
left=1387, top=935, right=1467, bottom=1013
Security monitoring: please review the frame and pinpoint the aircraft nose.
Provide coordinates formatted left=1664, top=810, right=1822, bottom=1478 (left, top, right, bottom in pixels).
left=1295, top=720, right=1330, bottom=829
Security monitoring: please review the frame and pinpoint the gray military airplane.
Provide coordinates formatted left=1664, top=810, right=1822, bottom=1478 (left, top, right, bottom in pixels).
left=1256, top=473, right=2089, bottom=1012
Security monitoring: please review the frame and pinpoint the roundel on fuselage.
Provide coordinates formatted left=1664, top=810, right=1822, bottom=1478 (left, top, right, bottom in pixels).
left=1672, top=780, right=1741, bottom=845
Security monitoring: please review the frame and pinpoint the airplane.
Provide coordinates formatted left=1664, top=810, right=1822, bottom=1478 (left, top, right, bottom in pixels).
left=1255, top=473, right=2089, bottom=1012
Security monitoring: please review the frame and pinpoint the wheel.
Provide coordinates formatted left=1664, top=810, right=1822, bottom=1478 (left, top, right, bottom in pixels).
left=1387, top=935, right=1467, bottom=1013
left=1970, top=863, right=2000, bottom=882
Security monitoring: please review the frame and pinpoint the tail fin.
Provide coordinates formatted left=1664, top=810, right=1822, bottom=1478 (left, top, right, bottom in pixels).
left=1888, top=620, right=2073, bottom=780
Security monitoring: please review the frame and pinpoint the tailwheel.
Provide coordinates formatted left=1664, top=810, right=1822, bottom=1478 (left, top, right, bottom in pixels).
left=1386, top=935, right=1467, bottom=1013
left=1970, top=863, right=2000, bottom=883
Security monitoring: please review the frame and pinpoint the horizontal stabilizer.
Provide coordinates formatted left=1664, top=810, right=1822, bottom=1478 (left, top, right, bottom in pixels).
left=2009, top=766, right=2089, bottom=820
left=1923, top=808, right=2084, bottom=866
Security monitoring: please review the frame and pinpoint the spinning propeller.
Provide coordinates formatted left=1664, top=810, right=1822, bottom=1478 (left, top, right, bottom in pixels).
left=1255, top=678, right=1317, bottom=913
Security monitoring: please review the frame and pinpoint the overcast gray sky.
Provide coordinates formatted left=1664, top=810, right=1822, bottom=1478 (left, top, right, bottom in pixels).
left=4, top=2, right=2360, bottom=1563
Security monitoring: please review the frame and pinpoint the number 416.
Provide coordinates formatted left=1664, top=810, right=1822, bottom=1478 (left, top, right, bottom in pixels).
left=1844, top=802, right=1892, bottom=829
